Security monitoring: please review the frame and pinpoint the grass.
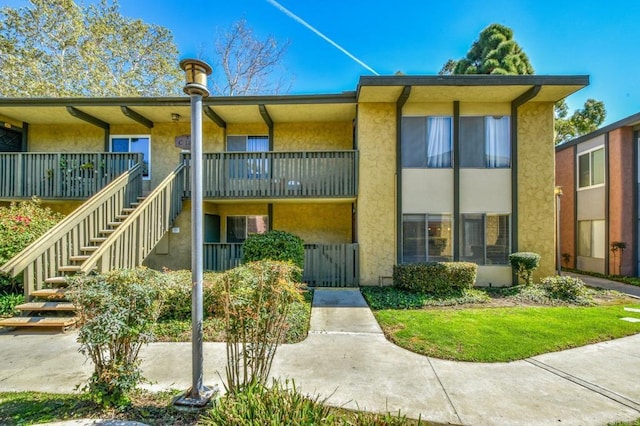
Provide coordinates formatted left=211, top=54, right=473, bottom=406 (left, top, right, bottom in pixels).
left=364, top=286, right=640, bottom=362
left=0, top=387, right=427, bottom=426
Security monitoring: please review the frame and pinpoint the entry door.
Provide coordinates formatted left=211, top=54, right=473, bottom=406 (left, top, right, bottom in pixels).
left=204, top=214, right=221, bottom=243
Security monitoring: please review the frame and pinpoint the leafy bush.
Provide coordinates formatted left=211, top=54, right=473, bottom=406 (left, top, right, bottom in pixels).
left=203, top=379, right=416, bottom=425
left=362, top=286, right=490, bottom=310
left=157, top=270, right=221, bottom=321
left=540, top=275, right=592, bottom=303
left=0, top=198, right=63, bottom=293
left=0, top=198, right=63, bottom=266
left=221, top=260, right=303, bottom=393
left=509, top=252, right=541, bottom=285
left=67, top=267, right=168, bottom=408
left=242, top=230, right=304, bottom=281
left=0, top=292, right=24, bottom=317
left=393, top=262, right=477, bottom=295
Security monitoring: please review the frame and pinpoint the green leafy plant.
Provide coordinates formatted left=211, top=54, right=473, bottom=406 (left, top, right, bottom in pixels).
left=157, top=269, right=221, bottom=321
left=242, top=230, right=304, bottom=281
left=509, top=252, right=541, bottom=285
left=540, top=275, right=592, bottom=304
left=67, top=268, right=168, bottom=408
left=221, top=260, right=303, bottom=393
left=362, top=286, right=490, bottom=310
left=393, top=262, right=477, bottom=295
left=611, top=241, right=627, bottom=275
left=0, top=292, right=24, bottom=317
left=0, top=197, right=63, bottom=266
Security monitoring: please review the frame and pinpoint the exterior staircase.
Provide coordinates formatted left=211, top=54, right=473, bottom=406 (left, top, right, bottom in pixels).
left=0, top=196, right=147, bottom=331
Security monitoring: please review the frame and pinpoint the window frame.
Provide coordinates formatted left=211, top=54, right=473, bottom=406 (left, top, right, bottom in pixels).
left=401, top=213, right=453, bottom=263
left=225, top=215, right=269, bottom=243
left=401, top=116, right=453, bottom=169
left=460, top=213, right=511, bottom=265
left=577, top=219, right=605, bottom=259
left=459, top=115, right=511, bottom=169
left=110, top=135, right=151, bottom=180
left=577, top=146, right=605, bottom=190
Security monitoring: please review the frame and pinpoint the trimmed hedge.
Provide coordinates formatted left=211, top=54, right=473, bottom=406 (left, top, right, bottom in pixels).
left=393, top=262, right=477, bottom=295
left=540, top=275, right=591, bottom=302
left=242, top=230, right=304, bottom=281
left=509, top=252, right=541, bottom=285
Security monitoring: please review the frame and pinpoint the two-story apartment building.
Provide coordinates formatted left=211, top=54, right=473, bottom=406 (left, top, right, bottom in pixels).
left=555, top=112, right=640, bottom=277
left=0, top=74, right=587, bottom=328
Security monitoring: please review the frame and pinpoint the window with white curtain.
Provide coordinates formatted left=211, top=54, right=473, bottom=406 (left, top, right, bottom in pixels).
left=227, top=135, right=269, bottom=179
left=578, top=147, right=605, bottom=189
left=401, top=116, right=452, bottom=168
left=460, top=116, right=510, bottom=168
left=578, top=219, right=605, bottom=258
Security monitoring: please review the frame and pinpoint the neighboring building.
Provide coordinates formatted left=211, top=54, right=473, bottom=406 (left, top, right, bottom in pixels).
left=555, top=112, right=640, bottom=276
left=0, top=74, right=587, bottom=314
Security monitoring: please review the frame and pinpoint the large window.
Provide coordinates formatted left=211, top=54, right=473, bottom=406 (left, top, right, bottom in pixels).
left=401, top=117, right=453, bottom=168
left=578, top=220, right=605, bottom=258
left=402, top=214, right=453, bottom=263
left=578, top=147, right=605, bottom=188
left=460, top=214, right=510, bottom=265
left=460, top=116, right=510, bottom=168
left=226, top=215, right=269, bottom=243
left=227, top=135, right=269, bottom=179
left=111, top=136, right=150, bottom=179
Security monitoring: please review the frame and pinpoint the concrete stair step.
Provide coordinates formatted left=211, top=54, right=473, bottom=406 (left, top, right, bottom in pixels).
left=16, top=302, right=76, bottom=311
left=0, top=316, right=77, bottom=329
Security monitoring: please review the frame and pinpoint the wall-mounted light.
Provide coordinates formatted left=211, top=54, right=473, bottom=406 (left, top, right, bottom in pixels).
left=171, top=113, right=180, bottom=122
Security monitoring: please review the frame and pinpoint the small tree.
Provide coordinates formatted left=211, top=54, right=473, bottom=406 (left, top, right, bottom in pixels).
left=610, top=241, right=627, bottom=276
left=68, top=267, right=167, bottom=407
left=509, top=252, right=541, bottom=286
left=221, top=260, right=302, bottom=393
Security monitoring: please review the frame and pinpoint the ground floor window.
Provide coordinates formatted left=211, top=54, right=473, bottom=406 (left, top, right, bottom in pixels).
left=402, top=214, right=453, bottom=263
left=226, top=215, right=269, bottom=243
left=578, top=219, right=605, bottom=258
left=460, top=214, right=510, bottom=265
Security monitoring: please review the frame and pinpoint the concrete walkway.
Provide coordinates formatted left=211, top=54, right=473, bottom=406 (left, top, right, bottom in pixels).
left=1, top=288, right=640, bottom=425
left=567, top=271, right=640, bottom=298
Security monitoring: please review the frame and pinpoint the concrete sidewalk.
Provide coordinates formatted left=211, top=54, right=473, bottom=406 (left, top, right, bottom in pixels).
left=567, top=271, right=640, bottom=298
left=1, top=288, right=640, bottom=425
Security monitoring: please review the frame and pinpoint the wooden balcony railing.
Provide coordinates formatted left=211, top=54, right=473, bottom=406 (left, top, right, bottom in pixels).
left=80, top=163, right=186, bottom=274
left=203, top=243, right=359, bottom=287
left=182, top=151, right=358, bottom=199
left=0, top=152, right=143, bottom=199
left=0, top=163, right=143, bottom=297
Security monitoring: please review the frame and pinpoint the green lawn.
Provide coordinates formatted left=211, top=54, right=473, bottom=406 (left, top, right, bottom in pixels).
left=374, top=304, right=640, bottom=362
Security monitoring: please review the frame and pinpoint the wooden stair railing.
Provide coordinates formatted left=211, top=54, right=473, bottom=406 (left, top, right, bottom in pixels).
left=0, top=160, right=143, bottom=330
left=78, top=162, right=185, bottom=274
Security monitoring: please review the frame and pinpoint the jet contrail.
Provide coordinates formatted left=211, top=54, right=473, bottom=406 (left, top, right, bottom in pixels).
left=265, top=0, right=379, bottom=76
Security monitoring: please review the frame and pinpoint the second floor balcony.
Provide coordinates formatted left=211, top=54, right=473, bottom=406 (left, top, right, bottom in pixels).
left=182, top=150, right=358, bottom=199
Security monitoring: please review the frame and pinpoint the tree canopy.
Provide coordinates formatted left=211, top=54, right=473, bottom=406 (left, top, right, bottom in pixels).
left=441, top=23, right=606, bottom=143
left=209, top=18, right=292, bottom=96
left=442, top=24, right=534, bottom=75
left=0, top=0, right=182, bottom=97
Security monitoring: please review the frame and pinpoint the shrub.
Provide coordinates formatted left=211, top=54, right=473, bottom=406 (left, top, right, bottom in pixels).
left=221, top=260, right=303, bottom=393
left=0, top=292, right=24, bottom=317
left=540, top=275, right=591, bottom=303
left=157, top=270, right=221, bottom=321
left=0, top=198, right=63, bottom=266
left=242, top=230, right=304, bottom=281
left=0, top=198, right=63, bottom=293
left=509, top=252, right=541, bottom=285
left=67, top=267, right=168, bottom=408
left=393, top=262, right=477, bottom=295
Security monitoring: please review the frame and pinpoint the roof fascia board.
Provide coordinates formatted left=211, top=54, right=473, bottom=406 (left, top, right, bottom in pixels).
left=358, top=75, right=590, bottom=88
left=556, top=111, right=640, bottom=152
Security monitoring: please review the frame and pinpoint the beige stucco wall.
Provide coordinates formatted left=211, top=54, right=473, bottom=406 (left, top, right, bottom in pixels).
left=273, top=122, right=352, bottom=151
left=357, top=103, right=397, bottom=285
left=273, top=203, right=352, bottom=244
left=226, top=123, right=268, bottom=139
left=29, top=123, right=104, bottom=152
left=517, top=102, right=556, bottom=280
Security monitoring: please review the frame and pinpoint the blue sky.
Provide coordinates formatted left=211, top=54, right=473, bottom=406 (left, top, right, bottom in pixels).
left=3, top=0, right=639, bottom=125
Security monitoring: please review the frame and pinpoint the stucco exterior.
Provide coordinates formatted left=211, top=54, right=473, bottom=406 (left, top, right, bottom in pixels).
left=356, top=102, right=397, bottom=285
left=517, top=102, right=556, bottom=280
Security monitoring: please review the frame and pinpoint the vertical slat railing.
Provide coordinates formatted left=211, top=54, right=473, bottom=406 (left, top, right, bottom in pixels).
left=181, top=150, right=357, bottom=198
left=0, top=159, right=143, bottom=297
left=202, top=242, right=359, bottom=287
left=0, top=152, right=141, bottom=199
left=80, top=163, right=185, bottom=274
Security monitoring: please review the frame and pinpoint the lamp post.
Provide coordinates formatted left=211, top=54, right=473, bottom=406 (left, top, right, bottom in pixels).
left=555, top=186, right=563, bottom=276
left=174, top=58, right=214, bottom=408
